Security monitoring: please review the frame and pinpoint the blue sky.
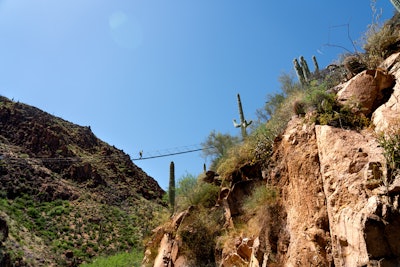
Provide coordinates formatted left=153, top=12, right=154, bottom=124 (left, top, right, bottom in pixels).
left=0, top=0, right=395, bottom=189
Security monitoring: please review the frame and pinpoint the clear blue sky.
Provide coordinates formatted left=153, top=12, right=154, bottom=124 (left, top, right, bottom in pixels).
left=0, top=0, right=395, bottom=189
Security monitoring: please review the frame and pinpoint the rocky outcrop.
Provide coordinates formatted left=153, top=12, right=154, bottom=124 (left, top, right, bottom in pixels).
left=372, top=52, right=400, bottom=133
left=252, top=53, right=400, bottom=266
left=143, top=210, right=190, bottom=267
left=264, top=118, right=332, bottom=266
left=316, top=125, right=391, bottom=266
left=249, top=117, right=400, bottom=266
left=337, top=69, right=395, bottom=116
left=144, top=51, right=400, bottom=267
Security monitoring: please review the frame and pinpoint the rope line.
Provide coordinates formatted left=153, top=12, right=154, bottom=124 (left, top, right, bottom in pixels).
left=0, top=144, right=214, bottom=162
left=131, top=147, right=206, bottom=161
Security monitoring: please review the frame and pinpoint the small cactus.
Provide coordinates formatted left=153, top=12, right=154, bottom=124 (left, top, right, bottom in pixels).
left=233, top=93, right=252, bottom=139
left=169, top=161, right=175, bottom=213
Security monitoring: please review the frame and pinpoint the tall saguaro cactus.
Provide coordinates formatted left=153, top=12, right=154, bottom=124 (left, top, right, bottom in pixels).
left=390, top=0, right=400, bottom=12
left=169, top=161, right=175, bottom=213
left=233, top=93, right=252, bottom=139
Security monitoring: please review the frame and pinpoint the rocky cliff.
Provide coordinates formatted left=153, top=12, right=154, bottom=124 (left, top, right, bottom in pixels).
left=144, top=53, right=400, bottom=266
left=0, top=96, right=165, bottom=266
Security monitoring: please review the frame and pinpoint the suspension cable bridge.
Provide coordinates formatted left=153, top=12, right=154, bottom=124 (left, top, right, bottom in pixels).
left=131, top=144, right=213, bottom=161
left=0, top=144, right=214, bottom=163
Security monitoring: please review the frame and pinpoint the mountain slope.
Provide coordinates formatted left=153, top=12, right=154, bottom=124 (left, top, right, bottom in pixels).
left=0, top=96, right=166, bottom=266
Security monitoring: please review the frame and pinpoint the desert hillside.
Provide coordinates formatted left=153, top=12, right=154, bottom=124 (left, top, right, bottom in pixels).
left=0, top=96, right=166, bottom=266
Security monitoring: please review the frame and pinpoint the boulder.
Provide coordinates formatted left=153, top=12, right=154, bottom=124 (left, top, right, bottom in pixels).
left=337, top=69, right=395, bottom=116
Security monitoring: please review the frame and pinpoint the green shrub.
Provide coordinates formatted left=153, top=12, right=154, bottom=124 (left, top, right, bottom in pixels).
left=26, top=207, right=40, bottom=219
left=217, top=141, right=254, bottom=182
left=80, top=249, right=144, bottom=267
left=243, top=185, right=278, bottom=213
left=175, top=174, right=219, bottom=211
left=201, top=130, right=240, bottom=171
left=304, top=83, right=336, bottom=113
left=378, top=126, right=400, bottom=185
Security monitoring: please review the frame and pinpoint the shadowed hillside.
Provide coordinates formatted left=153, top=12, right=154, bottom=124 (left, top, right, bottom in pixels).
left=0, top=96, right=166, bottom=266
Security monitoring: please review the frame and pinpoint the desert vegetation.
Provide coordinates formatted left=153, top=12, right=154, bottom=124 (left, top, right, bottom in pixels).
left=0, top=192, right=166, bottom=265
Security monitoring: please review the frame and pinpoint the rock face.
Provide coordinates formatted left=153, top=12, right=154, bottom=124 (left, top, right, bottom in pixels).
left=265, top=118, right=332, bottom=266
left=266, top=54, right=400, bottom=266
left=316, top=126, right=389, bottom=266
left=254, top=54, right=400, bottom=266
left=260, top=118, right=400, bottom=266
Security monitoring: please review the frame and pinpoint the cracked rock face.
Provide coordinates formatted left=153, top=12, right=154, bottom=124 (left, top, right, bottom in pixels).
left=261, top=118, right=400, bottom=266
left=315, top=125, right=388, bottom=266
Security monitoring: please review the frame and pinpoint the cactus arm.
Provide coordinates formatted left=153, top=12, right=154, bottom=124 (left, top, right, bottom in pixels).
left=312, top=55, right=320, bottom=74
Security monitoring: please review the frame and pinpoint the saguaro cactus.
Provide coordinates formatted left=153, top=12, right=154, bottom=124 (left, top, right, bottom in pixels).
left=300, top=56, right=311, bottom=82
left=293, top=58, right=307, bottom=86
left=233, top=93, right=252, bottom=139
left=390, top=0, right=400, bottom=12
left=294, top=56, right=320, bottom=85
left=169, top=161, right=175, bottom=213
